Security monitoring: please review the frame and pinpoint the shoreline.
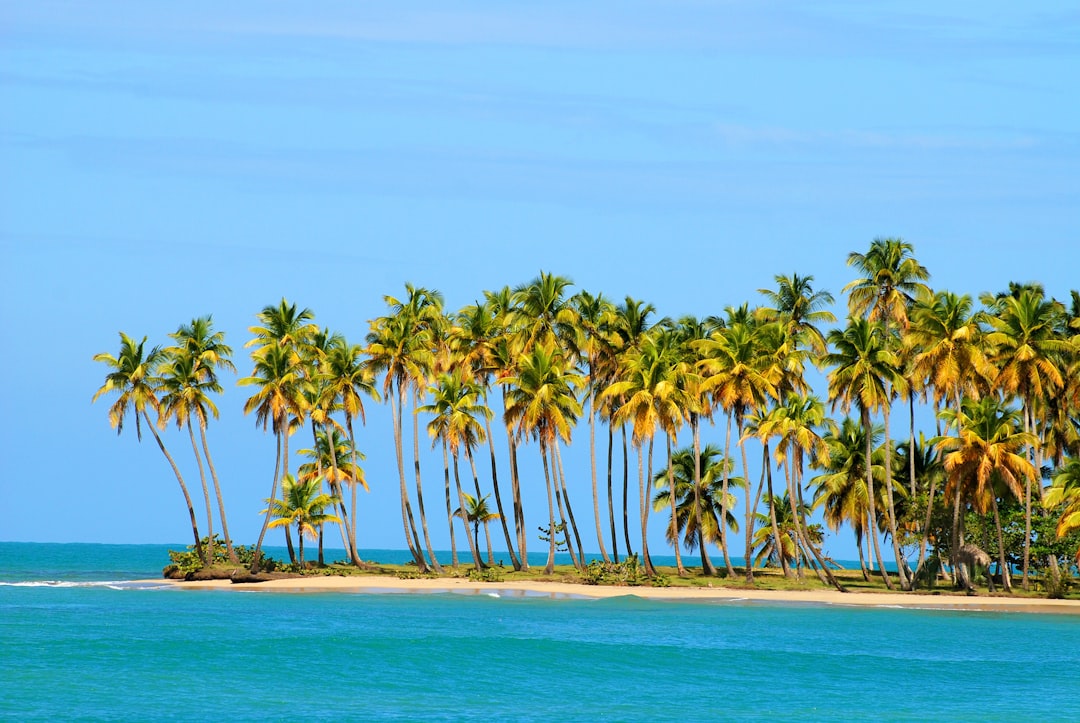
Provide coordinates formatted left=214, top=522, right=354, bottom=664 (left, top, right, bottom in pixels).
left=139, top=574, right=1080, bottom=614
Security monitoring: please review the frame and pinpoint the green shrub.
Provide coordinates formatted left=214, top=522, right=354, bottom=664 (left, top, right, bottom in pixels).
left=164, top=536, right=279, bottom=575
left=578, top=555, right=642, bottom=586
left=467, top=567, right=503, bottom=583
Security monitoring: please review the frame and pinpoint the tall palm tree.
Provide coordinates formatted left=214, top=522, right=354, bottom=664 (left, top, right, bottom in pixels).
left=323, top=337, right=379, bottom=564
left=983, top=287, right=1068, bottom=588
left=93, top=333, right=203, bottom=560
left=825, top=318, right=908, bottom=589
left=419, top=370, right=491, bottom=570
left=504, top=346, right=583, bottom=574
left=157, top=352, right=218, bottom=566
left=844, top=237, right=931, bottom=331
left=165, top=316, right=238, bottom=563
left=264, top=474, right=341, bottom=567
left=936, top=397, right=1036, bottom=591
left=605, top=330, right=687, bottom=576
left=757, top=273, right=836, bottom=356
left=697, top=320, right=777, bottom=581
left=651, top=444, right=743, bottom=570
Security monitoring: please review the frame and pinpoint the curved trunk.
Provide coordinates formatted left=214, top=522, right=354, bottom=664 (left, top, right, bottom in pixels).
left=187, top=422, right=214, bottom=566
left=199, top=420, right=237, bottom=563
left=318, top=422, right=354, bottom=564
left=465, top=446, right=497, bottom=567
left=782, top=454, right=804, bottom=581
left=483, top=412, right=521, bottom=570
left=737, top=415, right=755, bottom=584
left=442, top=439, right=459, bottom=568
left=588, top=383, right=611, bottom=562
left=607, top=423, right=619, bottom=563
left=411, top=389, right=443, bottom=573
left=501, top=388, right=528, bottom=570
left=251, top=432, right=281, bottom=572
left=863, top=406, right=894, bottom=589
left=551, top=444, right=579, bottom=569
left=345, top=416, right=366, bottom=565
left=622, top=426, right=634, bottom=557
left=764, top=443, right=792, bottom=579
left=719, top=412, right=736, bottom=576
left=453, top=449, right=482, bottom=570
left=144, top=411, right=202, bottom=562
left=641, top=439, right=656, bottom=577
left=540, top=437, right=557, bottom=574
left=392, top=382, right=426, bottom=571
left=554, top=441, right=584, bottom=568
left=667, top=433, right=686, bottom=576
left=882, top=401, right=912, bottom=589
left=691, top=414, right=714, bottom=576
left=991, top=494, right=1012, bottom=593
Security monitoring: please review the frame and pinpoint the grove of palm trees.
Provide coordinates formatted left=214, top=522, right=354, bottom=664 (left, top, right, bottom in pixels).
left=94, top=239, right=1080, bottom=595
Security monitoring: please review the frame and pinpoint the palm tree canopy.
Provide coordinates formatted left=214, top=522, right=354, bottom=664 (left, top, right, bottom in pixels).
left=92, top=332, right=164, bottom=439
left=263, top=474, right=342, bottom=539
left=843, top=237, right=931, bottom=329
left=757, top=273, right=836, bottom=355
left=825, top=318, right=907, bottom=417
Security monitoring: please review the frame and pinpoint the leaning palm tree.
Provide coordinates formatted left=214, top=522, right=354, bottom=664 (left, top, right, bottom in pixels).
left=165, top=316, right=238, bottom=563
left=264, top=474, right=341, bottom=567
left=93, top=333, right=202, bottom=560
left=297, top=428, right=366, bottom=562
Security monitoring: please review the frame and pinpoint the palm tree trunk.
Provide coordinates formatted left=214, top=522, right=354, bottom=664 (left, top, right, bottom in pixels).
left=763, top=443, right=792, bottom=579
left=501, top=388, right=528, bottom=571
left=392, top=382, right=427, bottom=571
left=453, top=450, right=482, bottom=570
left=540, top=437, right=557, bottom=574
left=882, top=400, right=912, bottom=590
left=908, top=393, right=917, bottom=498
left=484, top=520, right=494, bottom=566
left=737, top=415, right=756, bottom=584
left=347, top=415, right=360, bottom=561
left=554, top=441, right=585, bottom=568
left=1021, top=401, right=1033, bottom=591
left=411, top=389, right=443, bottom=573
left=319, top=423, right=355, bottom=565
left=857, top=532, right=870, bottom=582
left=719, top=412, right=736, bottom=577
left=442, top=439, right=459, bottom=568
left=863, top=407, right=894, bottom=589
left=913, top=472, right=939, bottom=585
left=607, top=422, right=620, bottom=563
left=251, top=432, right=281, bottom=572
left=667, top=433, right=686, bottom=576
left=483, top=414, right=521, bottom=570
left=991, top=494, right=1012, bottom=592
left=692, top=414, right=715, bottom=576
left=641, top=439, right=656, bottom=577
left=298, top=524, right=306, bottom=567
left=552, top=444, right=580, bottom=569
left=318, top=525, right=324, bottom=567
left=950, top=484, right=970, bottom=590
left=622, top=425, right=634, bottom=557
left=465, top=446, right=498, bottom=567
left=285, top=526, right=296, bottom=565
left=144, top=412, right=202, bottom=562
left=588, top=386, right=611, bottom=562
left=187, top=423, right=214, bottom=566
left=199, top=421, right=237, bottom=564
left=783, top=454, right=805, bottom=582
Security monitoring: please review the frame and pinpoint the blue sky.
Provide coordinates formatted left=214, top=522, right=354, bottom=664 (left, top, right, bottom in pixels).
left=2, top=2, right=1077, bottom=560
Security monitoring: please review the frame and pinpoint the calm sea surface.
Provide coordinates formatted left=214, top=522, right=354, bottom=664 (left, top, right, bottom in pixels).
left=2, top=542, right=1078, bottom=721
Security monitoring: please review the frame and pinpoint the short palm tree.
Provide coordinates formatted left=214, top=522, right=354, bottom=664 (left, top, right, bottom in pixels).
left=456, top=493, right=501, bottom=566
left=1046, top=458, right=1080, bottom=562
left=264, top=474, right=341, bottom=567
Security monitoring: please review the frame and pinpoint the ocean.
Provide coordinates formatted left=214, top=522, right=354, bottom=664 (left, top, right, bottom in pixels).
left=2, top=542, right=1078, bottom=721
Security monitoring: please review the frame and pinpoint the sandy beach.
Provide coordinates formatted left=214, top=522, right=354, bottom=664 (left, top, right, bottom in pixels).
left=143, top=575, right=1080, bottom=614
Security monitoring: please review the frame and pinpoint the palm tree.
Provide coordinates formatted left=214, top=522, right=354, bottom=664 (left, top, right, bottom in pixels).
left=157, top=352, right=217, bottom=566
left=456, top=493, right=501, bottom=566
left=419, top=370, right=491, bottom=570
left=844, top=237, right=931, bottom=331
left=323, top=337, right=379, bottom=564
left=825, top=318, right=908, bottom=589
left=983, top=287, right=1069, bottom=588
left=605, top=330, right=687, bottom=576
left=1046, top=458, right=1080, bottom=562
left=264, top=474, right=341, bottom=567
left=165, top=316, right=238, bottom=563
left=811, top=417, right=885, bottom=580
left=297, top=428, right=366, bottom=561
left=651, top=445, right=743, bottom=570
left=751, top=492, right=824, bottom=570
left=93, top=333, right=202, bottom=560
left=239, top=342, right=310, bottom=572
left=697, top=319, right=777, bottom=581
left=936, top=397, right=1037, bottom=591
left=450, top=300, right=522, bottom=570
left=757, top=273, right=836, bottom=356
left=504, top=346, right=583, bottom=574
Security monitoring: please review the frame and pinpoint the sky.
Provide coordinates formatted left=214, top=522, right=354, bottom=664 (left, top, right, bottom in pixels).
left=1, top=2, right=1078, bottom=561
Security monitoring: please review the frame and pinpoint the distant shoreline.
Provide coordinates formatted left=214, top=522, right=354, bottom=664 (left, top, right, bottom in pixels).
left=142, top=574, right=1080, bottom=614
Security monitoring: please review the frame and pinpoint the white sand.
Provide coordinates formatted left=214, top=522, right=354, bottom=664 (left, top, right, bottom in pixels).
left=140, top=574, right=1080, bottom=613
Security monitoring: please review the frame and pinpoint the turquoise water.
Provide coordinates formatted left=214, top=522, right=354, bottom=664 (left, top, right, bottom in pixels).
left=2, top=543, right=1078, bottom=721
